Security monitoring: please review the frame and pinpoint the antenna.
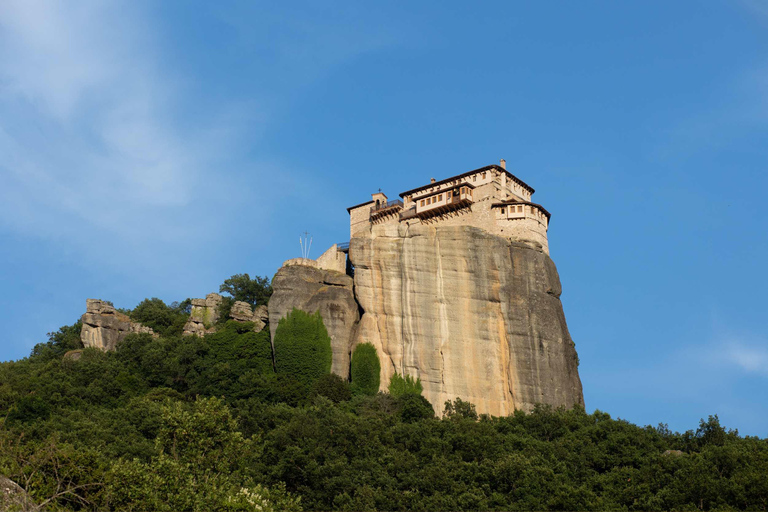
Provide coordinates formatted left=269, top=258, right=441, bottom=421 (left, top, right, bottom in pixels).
left=300, top=231, right=313, bottom=259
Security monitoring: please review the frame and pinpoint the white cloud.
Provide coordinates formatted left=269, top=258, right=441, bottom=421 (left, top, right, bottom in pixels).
left=0, top=1, right=233, bottom=262
left=722, top=343, right=768, bottom=376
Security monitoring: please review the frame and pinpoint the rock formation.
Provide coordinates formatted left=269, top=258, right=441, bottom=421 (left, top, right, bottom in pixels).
left=80, top=299, right=156, bottom=351
left=269, top=265, right=359, bottom=377
left=183, top=293, right=223, bottom=337
left=349, top=223, right=583, bottom=416
left=1, top=476, right=34, bottom=511
left=230, top=301, right=269, bottom=332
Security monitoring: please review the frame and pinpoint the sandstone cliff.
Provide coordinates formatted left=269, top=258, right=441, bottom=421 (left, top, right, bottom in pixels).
left=268, top=265, right=359, bottom=377
left=349, top=223, right=583, bottom=416
left=80, top=299, right=156, bottom=351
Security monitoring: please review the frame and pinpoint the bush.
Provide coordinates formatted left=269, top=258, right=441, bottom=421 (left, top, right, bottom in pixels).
left=387, top=372, right=423, bottom=398
left=397, top=393, right=434, bottom=423
left=30, top=321, right=83, bottom=361
left=130, top=298, right=189, bottom=337
left=313, top=373, right=352, bottom=403
left=273, top=309, right=332, bottom=388
left=350, top=343, right=381, bottom=396
left=443, top=397, right=478, bottom=421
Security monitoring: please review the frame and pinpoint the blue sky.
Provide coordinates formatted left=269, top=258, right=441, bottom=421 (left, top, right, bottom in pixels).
left=1, top=1, right=767, bottom=435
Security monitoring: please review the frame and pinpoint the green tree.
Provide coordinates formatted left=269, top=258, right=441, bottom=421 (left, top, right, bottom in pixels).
left=397, top=393, right=434, bottom=423
left=387, top=371, right=422, bottom=398
left=443, top=397, right=478, bottom=420
left=129, top=298, right=189, bottom=337
left=312, top=373, right=352, bottom=403
left=30, top=321, right=83, bottom=361
left=350, top=343, right=381, bottom=396
left=220, top=273, right=273, bottom=307
left=273, top=309, right=332, bottom=389
left=107, top=397, right=301, bottom=512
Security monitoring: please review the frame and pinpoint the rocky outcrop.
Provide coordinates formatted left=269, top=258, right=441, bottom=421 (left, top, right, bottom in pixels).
left=80, top=299, right=156, bottom=351
left=183, top=293, right=223, bottom=337
left=349, top=223, right=583, bottom=416
left=230, top=301, right=269, bottom=332
left=1, top=476, right=35, bottom=511
left=269, top=265, right=359, bottom=377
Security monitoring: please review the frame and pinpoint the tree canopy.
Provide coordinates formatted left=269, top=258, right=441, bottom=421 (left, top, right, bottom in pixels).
left=2, top=313, right=768, bottom=511
left=219, top=273, right=273, bottom=307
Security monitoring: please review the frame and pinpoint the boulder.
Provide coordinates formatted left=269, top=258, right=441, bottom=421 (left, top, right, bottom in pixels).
left=1, top=475, right=35, bottom=511
left=269, top=265, right=359, bottom=377
left=229, top=301, right=269, bottom=332
left=349, top=223, right=584, bottom=416
left=80, top=299, right=156, bottom=351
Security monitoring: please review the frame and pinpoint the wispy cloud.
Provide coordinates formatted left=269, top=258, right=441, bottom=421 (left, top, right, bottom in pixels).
left=0, top=1, right=251, bottom=276
left=720, top=341, right=768, bottom=376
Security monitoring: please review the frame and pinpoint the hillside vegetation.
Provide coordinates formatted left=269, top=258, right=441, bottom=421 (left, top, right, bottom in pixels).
left=1, top=295, right=767, bottom=511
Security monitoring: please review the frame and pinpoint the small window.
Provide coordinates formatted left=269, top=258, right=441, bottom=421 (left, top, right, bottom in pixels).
left=482, top=172, right=486, bottom=179
left=421, top=199, right=425, bottom=207
left=473, top=175, right=477, bottom=182
left=501, top=207, right=505, bottom=214
left=447, top=191, right=452, bottom=199
left=517, top=205, right=523, bottom=212
left=437, top=194, right=442, bottom=201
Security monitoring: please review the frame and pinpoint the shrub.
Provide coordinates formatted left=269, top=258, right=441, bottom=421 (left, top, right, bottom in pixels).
left=130, top=298, right=189, bottom=337
left=273, top=309, right=332, bottom=388
left=350, top=343, right=381, bottom=396
left=387, top=372, right=423, bottom=398
left=313, top=373, right=352, bottom=403
left=443, top=398, right=478, bottom=421
left=398, top=393, right=435, bottom=423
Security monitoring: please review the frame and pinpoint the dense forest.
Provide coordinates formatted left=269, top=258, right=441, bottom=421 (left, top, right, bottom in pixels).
left=1, top=276, right=767, bottom=511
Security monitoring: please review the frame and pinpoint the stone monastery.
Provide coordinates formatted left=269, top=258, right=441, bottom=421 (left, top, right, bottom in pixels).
left=347, top=159, right=551, bottom=255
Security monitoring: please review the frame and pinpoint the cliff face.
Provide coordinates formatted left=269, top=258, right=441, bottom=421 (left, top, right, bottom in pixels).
left=268, top=265, right=359, bottom=377
left=349, top=223, right=583, bottom=416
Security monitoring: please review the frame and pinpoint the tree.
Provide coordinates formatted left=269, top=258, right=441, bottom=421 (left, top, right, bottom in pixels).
left=130, top=298, right=189, bottom=337
left=107, top=397, right=301, bottom=511
left=351, top=343, right=381, bottom=396
left=30, top=321, right=83, bottom=361
left=273, top=309, right=332, bottom=389
left=387, top=372, right=422, bottom=398
left=220, top=273, right=273, bottom=307
left=443, top=398, right=478, bottom=421
left=313, top=373, right=352, bottom=403
left=398, top=394, right=434, bottom=423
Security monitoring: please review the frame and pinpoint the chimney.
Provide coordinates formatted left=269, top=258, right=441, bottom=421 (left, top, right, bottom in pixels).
left=430, top=178, right=436, bottom=183
left=500, top=159, right=506, bottom=170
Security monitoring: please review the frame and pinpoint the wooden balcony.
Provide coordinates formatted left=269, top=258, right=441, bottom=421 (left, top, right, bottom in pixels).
left=370, top=199, right=403, bottom=222
left=416, top=194, right=473, bottom=220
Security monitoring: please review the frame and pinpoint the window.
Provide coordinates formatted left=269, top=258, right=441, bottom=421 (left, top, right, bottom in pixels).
left=447, top=191, right=452, bottom=199
left=482, top=172, right=486, bottom=179
left=437, top=194, right=442, bottom=201
left=420, top=199, right=425, bottom=207
left=501, top=208, right=505, bottom=214
left=473, top=175, right=477, bottom=182
left=517, top=205, right=523, bottom=212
